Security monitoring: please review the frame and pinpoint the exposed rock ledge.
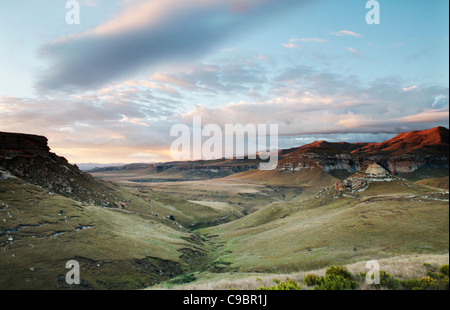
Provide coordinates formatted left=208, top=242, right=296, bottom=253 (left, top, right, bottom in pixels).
left=0, top=132, right=50, bottom=159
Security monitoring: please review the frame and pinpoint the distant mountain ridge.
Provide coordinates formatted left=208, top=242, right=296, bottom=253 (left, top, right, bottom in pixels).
left=275, top=126, right=449, bottom=178
left=1, top=127, right=448, bottom=185
left=281, top=126, right=449, bottom=156
left=354, top=126, right=449, bottom=155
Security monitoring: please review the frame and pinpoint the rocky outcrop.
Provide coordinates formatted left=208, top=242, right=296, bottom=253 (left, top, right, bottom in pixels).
left=0, top=132, right=50, bottom=158
left=277, top=127, right=449, bottom=177
left=0, top=132, right=120, bottom=207
left=0, top=167, right=16, bottom=180
left=316, top=164, right=399, bottom=199
left=365, top=162, right=389, bottom=176
left=277, top=151, right=445, bottom=177
left=367, top=154, right=449, bottom=175
left=277, top=153, right=360, bottom=172
left=309, top=153, right=360, bottom=173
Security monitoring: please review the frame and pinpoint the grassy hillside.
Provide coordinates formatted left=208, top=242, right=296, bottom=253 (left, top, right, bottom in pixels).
left=197, top=179, right=448, bottom=274
left=116, top=186, right=245, bottom=229
left=2, top=172, right=448, bottom=289
left=0, top=179, right=194, bottom=289
left=225, top=167, right=339, bottom=188
left=398, top=167, right=449, bottom=182
left=416, top=177, right=449, bottom=190
left=0, top=176, right=247, bottom=289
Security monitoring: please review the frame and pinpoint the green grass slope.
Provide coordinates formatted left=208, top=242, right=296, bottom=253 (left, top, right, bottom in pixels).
left=200, top=179, right=449, bottom=274
left=225, top=167, right=339, bottom=188
left=0, top=178, right=217, bottom=289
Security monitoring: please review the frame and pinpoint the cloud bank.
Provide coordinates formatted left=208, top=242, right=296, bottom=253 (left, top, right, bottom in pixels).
left=3, top=61, right=448, bottom=163
left=36, top=0, right=305, bottom=91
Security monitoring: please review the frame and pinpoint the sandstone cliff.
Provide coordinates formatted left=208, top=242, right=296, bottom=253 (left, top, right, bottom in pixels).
left=0, top=131, right=120, bottom=207
left=276, top=127, right=449, bottom=177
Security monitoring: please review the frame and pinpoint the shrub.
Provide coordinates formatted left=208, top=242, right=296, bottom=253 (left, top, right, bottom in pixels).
left=303, top=274, right=321, bottom=287
left=423, top=262, right=433, bottom=269
left=437, top=264, right=449, bottom=289
left=419, top=276, right=439, bottom=289
left=357, top=271, right=367, bottom=280
left=325, top=266, right=354, bottom=281
left=426, top=270, right=439, bottom=279
left=315, top=274, right=356, bottom=290
left=423, top=263, right=436, bottom=272
left=402, top=278, right=424, bottom=290
left=378, top=270, right=401, bottom=290
left=439, top=264, right=449, bottom=277
left=307, top=266, right=358, bottom=290
left=258, top=279, right=302, bottom=290
left=359, top=270, right=401, bottom=290
left=402, top=276, right=439, bottom=290
left=439, top=277, right=449, bottom=290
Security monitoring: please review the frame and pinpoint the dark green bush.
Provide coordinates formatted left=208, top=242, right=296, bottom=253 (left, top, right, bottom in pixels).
left=411, top=263, right=449, bottom=290
left=438, top=264, right=449, bottom=289
left=303, top=274, right=321, bottom=287
left=419, top=276, right=439, bottom=289
left=439, top=264, right=449, bottom=277
left=402, top=276, right=439, bottom=290
left=325, top=266, right=354, bottom=281
left=402, top=278, right=424, bottom=290
left=258, top=279, right=302, bottom=290
left=306, top=266, right=357, bottom=290
left=360, top=270, right=401, bottom=290
left=426, top=270, right=439, bottom=279
left=315, top=274, right=356, bottom=290
left=378, top=270, right=401, bottom=290
left=423, top=263, right=434, bottom=271
left=440, top=276, right=449, bottom=290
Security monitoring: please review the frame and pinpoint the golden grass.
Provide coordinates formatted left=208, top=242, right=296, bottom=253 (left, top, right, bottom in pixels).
left=416, top=177, right=449, bottom=190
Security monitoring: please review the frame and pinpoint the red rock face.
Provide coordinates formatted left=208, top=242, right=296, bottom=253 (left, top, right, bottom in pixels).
left=0, top=132, right=50, bottom=159
left=0, top=131, right=119, bottom=208
left=277, top=127, right=449, bottom=175
left=353, top=126, right=449, bottom=155
left=387, top=158, right=420, bottom=174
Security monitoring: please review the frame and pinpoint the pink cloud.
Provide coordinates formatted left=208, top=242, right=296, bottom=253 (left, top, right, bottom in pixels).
left=330, top=30, right=363, bottom=38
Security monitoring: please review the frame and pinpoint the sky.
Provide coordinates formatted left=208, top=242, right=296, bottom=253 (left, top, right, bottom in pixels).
left=0, top=0, right=449, bottom=164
